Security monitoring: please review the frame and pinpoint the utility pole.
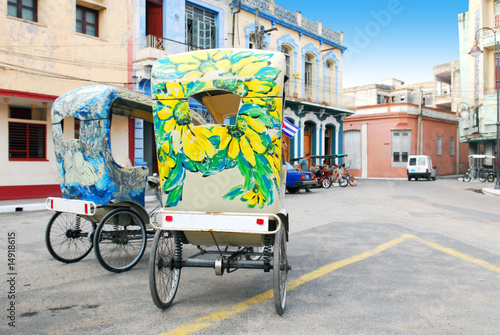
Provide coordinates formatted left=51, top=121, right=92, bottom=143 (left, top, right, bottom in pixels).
left=416, top=90, right=423, bottom=155
left=252, top=9, right=277, bottom=49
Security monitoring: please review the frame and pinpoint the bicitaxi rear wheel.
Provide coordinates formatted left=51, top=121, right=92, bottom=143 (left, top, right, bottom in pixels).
left=321, top=177, right=332, bottom=189
left=273, top=226, right=288, bottom=315
left=348, top=176, right=357, bottom=186
left=149, top=230, right=181, bottom=309
left=339, top=176, right=348, bottom=187
left=45, top=212, right=96, bottom=263
left=94, top=208, right=147, bottom=273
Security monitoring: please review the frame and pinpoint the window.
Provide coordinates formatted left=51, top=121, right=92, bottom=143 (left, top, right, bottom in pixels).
left=450, top=136, right=455, bottom=156
left=8, top=107, right=46, bottom=160
left=248, top=33, right=255, bottom=49
left=76, top=5, right=98, bottom=37
left=392, top=130, right=411, bottom=167
left=282, top=45, right=292, bottom=94
left=325, top=61, right=333, bottom=104
left=304, top=54, right=313, bottom=97
left=437, top=136, right=442, bottom=155
left=7, top=0, right=37, bottom=22
left=186, top=4, right=216, bottom=49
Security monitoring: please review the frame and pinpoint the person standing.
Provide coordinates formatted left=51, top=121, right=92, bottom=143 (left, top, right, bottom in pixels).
left=298, top=153, right=311, bottom=192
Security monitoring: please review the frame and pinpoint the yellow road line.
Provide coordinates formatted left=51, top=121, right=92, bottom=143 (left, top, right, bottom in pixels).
left=404, top=234, right=500, bottom=274
left=162, top=234, right=410, bottom=335
left=162, top=234, right=500, bottom=334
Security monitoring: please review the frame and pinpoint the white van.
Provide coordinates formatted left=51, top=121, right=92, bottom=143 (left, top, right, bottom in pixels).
left=407, top=155, right=436, bottom=181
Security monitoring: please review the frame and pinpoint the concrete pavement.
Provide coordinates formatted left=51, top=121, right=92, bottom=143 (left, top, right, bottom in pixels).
left=1, top=176, right=498, bottom=213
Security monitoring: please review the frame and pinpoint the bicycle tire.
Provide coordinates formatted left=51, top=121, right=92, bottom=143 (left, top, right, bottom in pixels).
left=94, top=208, right=147, bottom=273
left=487, top=173, right=495, bottom=183
left=339, top=176, right=348, bottom=187
left=45, top=212, right=95, bottom=263
left=348, top=176, right=357, bottom=186
left=463, top=173, right=471, bottom=182
left=321, top=177, right=332, bottom=189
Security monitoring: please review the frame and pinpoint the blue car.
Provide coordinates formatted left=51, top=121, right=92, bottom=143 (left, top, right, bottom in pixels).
left=285, top=162, right=315, bottom=193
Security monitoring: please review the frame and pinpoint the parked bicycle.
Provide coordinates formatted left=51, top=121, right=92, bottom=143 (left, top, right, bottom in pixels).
left=463, top=167, right=495, bottom=182
left=344, top=164, right=357, bottom=186
left=330, top=166, right=348, bottom=187
left=312, top=169, right=332, bottom=189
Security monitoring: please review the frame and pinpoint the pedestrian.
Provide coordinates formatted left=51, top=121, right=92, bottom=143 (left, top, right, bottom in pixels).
left=298, top=153, right=311, bottom=192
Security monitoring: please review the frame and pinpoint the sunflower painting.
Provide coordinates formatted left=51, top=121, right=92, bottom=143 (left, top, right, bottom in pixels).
left=151, top=49, right=285, bottom=213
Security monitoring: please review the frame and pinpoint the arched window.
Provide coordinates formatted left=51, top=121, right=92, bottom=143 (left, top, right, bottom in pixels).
left=304, top=54, right=314, bottom=99
left=282, top=45, right=292, bottom=94
left=325, top=61, right=334, bottom=104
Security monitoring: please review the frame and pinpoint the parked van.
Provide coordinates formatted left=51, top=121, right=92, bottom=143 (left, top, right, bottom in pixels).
left=407, top=155, right=436, bottom=181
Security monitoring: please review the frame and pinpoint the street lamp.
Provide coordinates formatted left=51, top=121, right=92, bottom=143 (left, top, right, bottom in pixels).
left=469, top=27, right=500, bottom=189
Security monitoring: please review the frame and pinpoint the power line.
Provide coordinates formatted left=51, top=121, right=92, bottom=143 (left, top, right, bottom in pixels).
left=0, top=61, right=132, bottom=86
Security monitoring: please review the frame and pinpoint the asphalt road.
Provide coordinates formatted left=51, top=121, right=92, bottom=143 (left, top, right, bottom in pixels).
left=1, top=178, right=499, bottom=334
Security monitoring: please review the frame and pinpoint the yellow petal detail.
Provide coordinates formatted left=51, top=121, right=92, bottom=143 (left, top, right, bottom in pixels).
left=240, top=137, right=256, bottom=166
left=245, top=129, right=266, bottom=153
left=242, top=190, right=255, bottom=201
left=244, top=116, right=267, bottom=133
left=168, top=54, right=198, bottom=64
left=219, top=129, right=232, bottom=150
left=182, top=129, right=205, bottom=162
left=215, top=59, right=231, bottom=71
left=157, top=107, right=172, bottom=120
left=164, top=119, right=175, bottom=134
left=228, top=139, right=239, bottom=159
left=182, top=71, right=204, bottom=79
left=178, top=63, right=200, bottom=72
left=161, top=140, right=170, bottom=153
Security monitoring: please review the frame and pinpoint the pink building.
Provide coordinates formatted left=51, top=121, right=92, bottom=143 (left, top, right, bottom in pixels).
left=343, top=103, right=468, bottom=178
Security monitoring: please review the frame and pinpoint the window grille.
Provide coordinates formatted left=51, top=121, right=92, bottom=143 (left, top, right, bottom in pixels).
left=186, top=4, right=216, bottom=49
left=9, top=122, right=46, bottom=160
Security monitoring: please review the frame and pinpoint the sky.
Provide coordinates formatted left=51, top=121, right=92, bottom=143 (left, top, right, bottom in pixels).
left=274, top=0, right=470, bottom=88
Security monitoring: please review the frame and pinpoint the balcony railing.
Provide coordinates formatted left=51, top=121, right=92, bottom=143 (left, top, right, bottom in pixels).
left=240, top=0, right=342, bottom=45
left=138, top=35, right=204, bottom=53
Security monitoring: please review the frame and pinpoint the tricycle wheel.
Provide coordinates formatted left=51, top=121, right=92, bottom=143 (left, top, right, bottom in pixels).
left=149, top=230, right=181, bottom=309
left=348, top=176, right=357, bottom=186
left=339, top=176, right=348, bottom=187
left=273, top=226, right=288, bottom=315
left=321, top=178, right=332, bottom=189
left=463, top=173, right=471, bottom=182
left=45, top=212, right=96, bottom=263
left=94, top=208, right=147, bottom=273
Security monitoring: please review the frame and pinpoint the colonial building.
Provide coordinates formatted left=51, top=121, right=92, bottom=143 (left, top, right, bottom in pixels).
left=458, top=0, right=499, bottom=166
left=0, top=0, right=133, bottom=200
left=343, top=72, right=468, bottom=178
left=230, top=0, right=353, bottom=164
left=132, top=0, right=231, bottom=173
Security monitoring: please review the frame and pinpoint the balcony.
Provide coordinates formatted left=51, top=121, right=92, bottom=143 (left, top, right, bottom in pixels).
left=239, top=0, right=342, bottom=46
left=134, top=35, right=204, bottom=75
